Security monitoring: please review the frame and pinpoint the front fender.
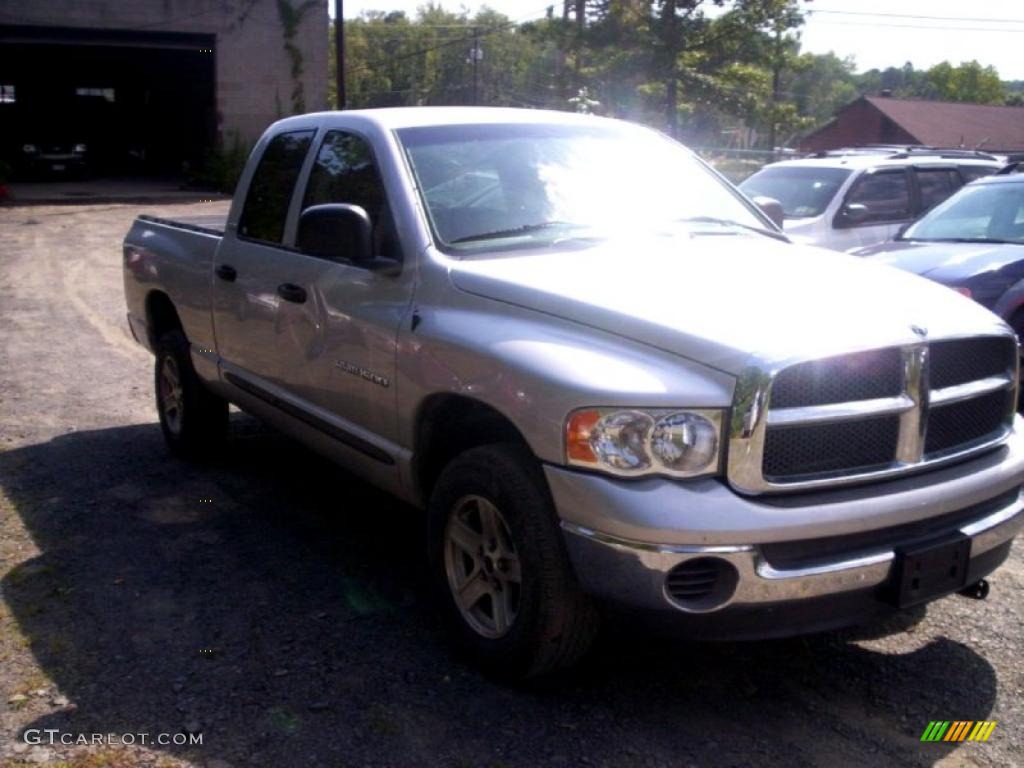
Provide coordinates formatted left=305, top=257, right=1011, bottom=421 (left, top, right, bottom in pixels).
left=394, top=295, right=736, bottom=465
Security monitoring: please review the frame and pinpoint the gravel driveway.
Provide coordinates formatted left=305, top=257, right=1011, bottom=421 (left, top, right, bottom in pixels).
left=0, top=202, right=1021, bottom=768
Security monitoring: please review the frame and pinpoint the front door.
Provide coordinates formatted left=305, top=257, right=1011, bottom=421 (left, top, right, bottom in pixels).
left=830, top=168, right=913, bottom=251
left=213, top=126, right=414, bottom=447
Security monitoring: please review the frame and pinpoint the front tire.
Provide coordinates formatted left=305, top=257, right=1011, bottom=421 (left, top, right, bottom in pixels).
left=154, top=329, right=228, bottom=458
left=428, top=444, right=599, bottom=678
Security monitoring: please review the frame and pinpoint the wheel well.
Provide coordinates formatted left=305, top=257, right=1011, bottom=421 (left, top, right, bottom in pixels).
left=415, top=395, right=531, bottom=502
left=145, top=291, right=183, bottom=348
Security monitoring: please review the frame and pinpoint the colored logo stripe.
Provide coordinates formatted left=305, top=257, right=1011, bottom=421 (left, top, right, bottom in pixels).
left=921, top=721, right=996, bottom=742
left=969, top=722, right=998, bottom=742
left=944, top=722, right=972, bottom=741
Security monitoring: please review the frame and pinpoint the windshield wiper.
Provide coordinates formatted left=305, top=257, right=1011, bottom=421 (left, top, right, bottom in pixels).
left=673, top=216, right=788, bottom=242
left=450, top=220, right=587, bottom=244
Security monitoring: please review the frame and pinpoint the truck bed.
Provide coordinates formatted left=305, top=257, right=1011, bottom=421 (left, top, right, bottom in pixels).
left=137, top=212, right=227, bottom=237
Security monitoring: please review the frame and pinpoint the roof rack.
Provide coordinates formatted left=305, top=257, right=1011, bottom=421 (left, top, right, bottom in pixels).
left=813, top=145, right=1000, bottom=161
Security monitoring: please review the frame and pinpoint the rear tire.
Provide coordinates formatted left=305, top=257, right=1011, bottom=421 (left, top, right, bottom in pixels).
left=427, top=444, right=600, bottom=678
left=154, top=329, right=228, bottom=458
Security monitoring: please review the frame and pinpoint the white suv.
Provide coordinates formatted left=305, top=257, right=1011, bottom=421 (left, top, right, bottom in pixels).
left=739, top=148, right=1001, bottom=251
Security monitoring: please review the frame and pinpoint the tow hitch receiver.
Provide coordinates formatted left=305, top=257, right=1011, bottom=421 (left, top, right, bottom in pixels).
left=958, top=579, right=990, bottom=600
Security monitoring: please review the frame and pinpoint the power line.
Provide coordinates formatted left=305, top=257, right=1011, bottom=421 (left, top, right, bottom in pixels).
left=808, top=19, right=1024, bottom=34
left=808, top=9, right=1024, bottom=25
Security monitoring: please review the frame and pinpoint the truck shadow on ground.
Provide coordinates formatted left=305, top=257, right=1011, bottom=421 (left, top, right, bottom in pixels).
left=0, top=418, right=996, bottom=767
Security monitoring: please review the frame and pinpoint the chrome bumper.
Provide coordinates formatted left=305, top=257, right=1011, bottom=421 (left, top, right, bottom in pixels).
left=561, top=489, right=1022, bottom=613
left=548, top=429, right=1024, bottom=619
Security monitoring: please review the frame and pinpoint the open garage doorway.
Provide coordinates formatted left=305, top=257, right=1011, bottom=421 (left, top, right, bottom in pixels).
left=0, top=25, right=216, bottom=182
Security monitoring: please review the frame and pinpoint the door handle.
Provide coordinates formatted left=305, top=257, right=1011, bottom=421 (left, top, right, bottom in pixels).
left=215, top=264, right=237, bottom=282
left=277, top=283, right=307, bottom=304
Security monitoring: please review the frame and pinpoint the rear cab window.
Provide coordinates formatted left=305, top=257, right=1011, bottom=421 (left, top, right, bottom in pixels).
left=238, top=130, right=315, bottom=244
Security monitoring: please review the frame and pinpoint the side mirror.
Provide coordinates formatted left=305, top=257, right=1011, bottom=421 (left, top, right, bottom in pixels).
left=297, top=204, right=400, bottom=275
left=752, top=195, right=785, bottom=229
left=842, top=203, right=871, bottom=225
left=895, top=222, right=911, bottom=239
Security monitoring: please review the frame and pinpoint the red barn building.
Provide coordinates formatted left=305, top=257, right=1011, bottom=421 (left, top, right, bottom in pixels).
left=800, top=95, right=1024, bottom=155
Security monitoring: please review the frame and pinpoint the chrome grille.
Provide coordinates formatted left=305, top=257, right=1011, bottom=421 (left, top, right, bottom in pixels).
left=728, top=334, right=1018, bottom=493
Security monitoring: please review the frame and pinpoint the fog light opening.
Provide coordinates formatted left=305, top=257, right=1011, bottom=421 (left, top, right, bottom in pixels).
left=664, top=557, right=739, bottom=612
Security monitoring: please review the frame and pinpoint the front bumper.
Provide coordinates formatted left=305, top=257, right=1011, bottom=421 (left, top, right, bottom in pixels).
left=547, top=425, right=1024, bottom=636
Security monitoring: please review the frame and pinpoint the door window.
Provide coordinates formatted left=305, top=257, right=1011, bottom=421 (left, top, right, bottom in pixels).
left=302, top=130, right=399, bottom=259
left=304, top=131, right=386, bottom=220
left=238, top=130, right=314, bottom=244
left=843, top=170, right=911, bottom=224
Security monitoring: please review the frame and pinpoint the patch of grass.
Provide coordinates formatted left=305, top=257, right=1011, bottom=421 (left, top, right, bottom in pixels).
left=266, top=705, right=301, bottom=734
left=13, top=670, right=50, bottom=695
left=47, top=634, right=70, bottom=656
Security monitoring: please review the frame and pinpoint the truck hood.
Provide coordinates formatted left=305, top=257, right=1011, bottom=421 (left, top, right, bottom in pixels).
left=448, top=232, right=1008, bottom=375
left=856, top=239, right=1024, bottom=283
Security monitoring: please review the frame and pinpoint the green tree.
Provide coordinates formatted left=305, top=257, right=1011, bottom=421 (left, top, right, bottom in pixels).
left=926, top=60, right=1005, bottom=104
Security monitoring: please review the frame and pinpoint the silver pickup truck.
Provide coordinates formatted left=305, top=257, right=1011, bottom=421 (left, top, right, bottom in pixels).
left=123, top=107, right=1024, bottom=677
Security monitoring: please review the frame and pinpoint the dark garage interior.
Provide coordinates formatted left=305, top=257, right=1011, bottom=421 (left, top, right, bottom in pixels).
left=0, top=25, right=216, bottom=180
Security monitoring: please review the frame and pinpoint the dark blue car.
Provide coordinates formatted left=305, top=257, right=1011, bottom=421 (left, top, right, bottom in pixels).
left=856, top=168, right=1024, bottom=339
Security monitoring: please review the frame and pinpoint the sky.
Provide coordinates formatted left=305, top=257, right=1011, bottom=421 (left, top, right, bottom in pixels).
left=333, top=0, right=1024, bottom=80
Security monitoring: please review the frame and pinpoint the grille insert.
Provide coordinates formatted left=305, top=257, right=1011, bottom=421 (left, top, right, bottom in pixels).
left=930, top=337, right=1014, bottom=390
left=770, top=347, right=903, bottom=409
left=764, top=416, right=900, bottom=479
left=926, top=389, right=1012, bottom=456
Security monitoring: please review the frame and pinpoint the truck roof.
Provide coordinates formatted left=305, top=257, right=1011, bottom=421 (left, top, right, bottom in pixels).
left=762, top=154, right=1000, bottom=171
left=273, top=106, right=626, bottom=132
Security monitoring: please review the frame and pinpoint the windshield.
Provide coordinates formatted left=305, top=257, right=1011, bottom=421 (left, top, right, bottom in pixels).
left=903, top=182, right=1024, bottom=244
left=739, top=166, right=852, bottom=219
left=397, top=122, right=771, bottom=253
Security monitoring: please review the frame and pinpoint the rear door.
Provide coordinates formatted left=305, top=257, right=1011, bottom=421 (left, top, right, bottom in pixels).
left=912, top=165, right=962, bottom=216
left=211, top=128, right=316, bottom=388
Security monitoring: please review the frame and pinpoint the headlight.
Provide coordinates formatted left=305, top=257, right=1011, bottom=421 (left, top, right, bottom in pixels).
left=22, top=144, right=37, bottom=153
left=73, top=143, right=87, bottom=153
left=566, top=408, right=723, bottom=478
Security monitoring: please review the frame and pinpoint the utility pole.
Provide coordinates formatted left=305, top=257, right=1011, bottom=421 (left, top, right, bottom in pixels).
left=662, top=0, right=678, bottom=138
left=768, top=25, right=782, bottom=153
left=468, top=29, right=483, bottom=105
left=574, top=0, right=585, bottom=88
left=334, top=0, right=346, bottom=109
